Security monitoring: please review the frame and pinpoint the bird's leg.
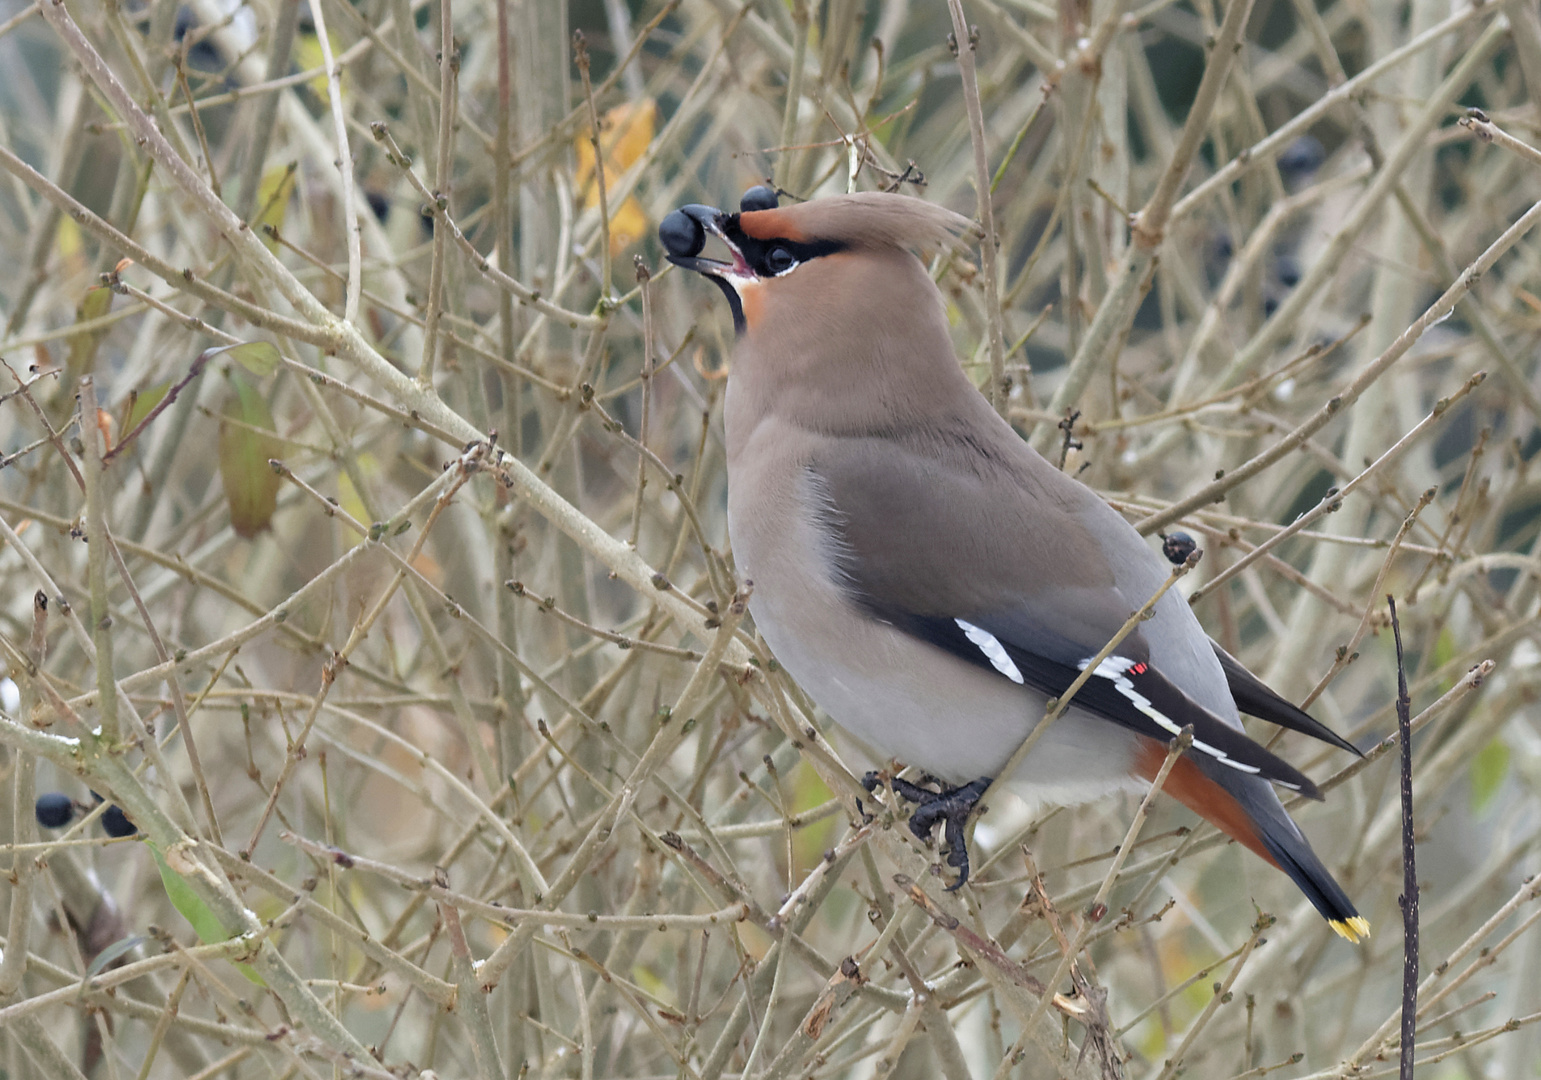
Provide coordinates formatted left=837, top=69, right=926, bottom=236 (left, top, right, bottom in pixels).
left=861, top=772, right=992, bottom=890
left=909, top=777, right=991, bottom=890
left=859, top=771, right=939, bottom=819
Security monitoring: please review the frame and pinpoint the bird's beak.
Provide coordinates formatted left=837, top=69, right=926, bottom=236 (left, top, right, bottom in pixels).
left=659, top=204, right=756, bottom=284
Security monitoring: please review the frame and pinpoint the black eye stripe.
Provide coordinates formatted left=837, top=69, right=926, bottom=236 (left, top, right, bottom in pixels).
left=721, top=215, right=844, bottom=276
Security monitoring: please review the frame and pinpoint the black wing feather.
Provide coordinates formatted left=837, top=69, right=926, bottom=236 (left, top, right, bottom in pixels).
left=1211, top=643, right=1361, bottom=756
left=897, top=613, right=1323, bottom=799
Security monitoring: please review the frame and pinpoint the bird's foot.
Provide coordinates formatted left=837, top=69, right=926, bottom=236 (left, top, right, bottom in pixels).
left=861, top=772, right=992, bottom=891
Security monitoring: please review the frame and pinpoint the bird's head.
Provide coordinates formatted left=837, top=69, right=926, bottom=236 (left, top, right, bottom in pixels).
left=660, top=189, right=978, bottom=434
left=659, top=188, right=973, bottom=338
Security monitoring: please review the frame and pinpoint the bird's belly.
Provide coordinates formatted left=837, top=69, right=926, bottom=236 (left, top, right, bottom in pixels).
left=769, top=616, right=1144, bottom=805
left=733, top=494, right=1142, bottom=806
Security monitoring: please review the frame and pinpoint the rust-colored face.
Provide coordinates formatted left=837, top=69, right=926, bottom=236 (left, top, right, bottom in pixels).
left=658, top=187, right=844, bottom=335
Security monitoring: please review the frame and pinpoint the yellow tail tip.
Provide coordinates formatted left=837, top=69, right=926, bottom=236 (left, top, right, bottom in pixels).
left=1330, top=916, right=1372, bottom=943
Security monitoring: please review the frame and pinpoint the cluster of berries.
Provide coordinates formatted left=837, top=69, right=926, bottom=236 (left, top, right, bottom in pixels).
left=34, top=791, right=137, bottom=837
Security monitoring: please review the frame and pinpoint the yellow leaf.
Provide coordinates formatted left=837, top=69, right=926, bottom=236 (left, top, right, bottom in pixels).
left=56, top=215, right=83, bottom=260
left=336, top=467, right=370, bottom=547
left=295, top=30, right=345, bottom=98
left=630, top=962, right=672, bottom=1004
left=255, top=163, right=298, bottom=251
left=575, top=99, right=657, bottom=254
left=608, top=197, right=651, bottom=255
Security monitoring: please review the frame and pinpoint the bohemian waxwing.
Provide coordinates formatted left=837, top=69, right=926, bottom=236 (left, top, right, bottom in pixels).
left=659, top=188, right=1368, bottom=942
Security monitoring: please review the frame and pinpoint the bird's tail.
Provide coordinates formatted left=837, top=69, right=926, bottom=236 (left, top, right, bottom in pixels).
left=1140, top=746, right=1370, bottom=942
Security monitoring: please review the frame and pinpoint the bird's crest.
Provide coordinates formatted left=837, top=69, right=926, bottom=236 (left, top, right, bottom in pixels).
left=738, top=192, right=977, bottom=256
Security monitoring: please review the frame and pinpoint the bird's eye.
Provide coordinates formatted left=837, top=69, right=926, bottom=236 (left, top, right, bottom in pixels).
left=765, top=246, right=796, bottom=274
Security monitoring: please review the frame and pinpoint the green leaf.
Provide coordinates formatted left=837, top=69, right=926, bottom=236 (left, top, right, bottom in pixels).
left=1431, top=625, right=1458, bottom=695
left=149, top=844, right=265, bottom=985
left=1431, top=625, right=1457, bottom=667
left=66, top=286, right=113, bottom=382
left=222, top=341, right=281, bottom=378
left=87, top=934, right=147, bottom=977
left=1469, top=738, right=1509, bottom=815
left=192, top=341, right=281, bottom=378
left=120, top=382, right=170, bottom=439
left=218, top=375, right=282, bottom=538
left=150, top=845, right=226, bottom=944
left=790, top=763, right=836, bottom=877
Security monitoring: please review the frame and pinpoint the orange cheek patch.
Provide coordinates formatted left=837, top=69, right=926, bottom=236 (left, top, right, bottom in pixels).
left=739, top=209, right=808, bottom=243
left=739, top=279, right=766, bottom=330
left=1135, top=742, right=1279, bottom=869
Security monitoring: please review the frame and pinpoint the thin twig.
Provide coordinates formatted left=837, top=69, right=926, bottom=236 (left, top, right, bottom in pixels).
left=1388, top=597, right=1418, bottom=1080
left=304, top=0, right=361, bottom=323
left=574, top=31, right=612, bottom=300
left=80, top=379, right=118, bottom=745
left=417, top=0, right=458, bottom=386
left=946, top=1, right=1008, bottom=413
left=630, top=257, right=654, bottom=548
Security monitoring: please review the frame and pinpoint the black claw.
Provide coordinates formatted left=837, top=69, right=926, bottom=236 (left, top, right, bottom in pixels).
left=864, top=773, right=992, bottom=890
left=857, top=770, right=880, bottom=818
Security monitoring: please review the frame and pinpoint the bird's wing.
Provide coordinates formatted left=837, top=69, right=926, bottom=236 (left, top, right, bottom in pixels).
left=808, top=432, right=1322, bottom=798
left=1211, top=642, right=1362, bottom=756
